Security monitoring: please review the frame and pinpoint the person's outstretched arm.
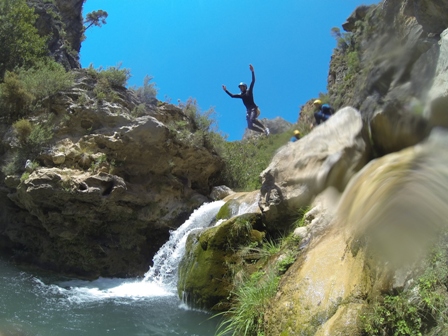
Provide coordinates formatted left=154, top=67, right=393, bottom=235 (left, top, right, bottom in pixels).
left=222, top=84, right=241, bottom=98
left=249, top=64, right=255, bottom=91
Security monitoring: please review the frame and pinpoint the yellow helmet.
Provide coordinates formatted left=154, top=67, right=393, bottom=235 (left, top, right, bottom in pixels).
left=294, top=130, right=300, bottom=135
left=313, top=99, right=322, bottom=105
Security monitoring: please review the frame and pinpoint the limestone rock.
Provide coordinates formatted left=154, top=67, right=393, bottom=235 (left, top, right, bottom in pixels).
left=370, top=102, right=430, bottom=155
left=0, top=71, right=224, bottom=278
left=52, top=153, right=66, bottom=165
left=31, top=0, right=83, bottom=69
left=328, top=0, right=442, bottom=150
left=412, top=0, right=448, bottom=34
left=178, top=213, right=264, bottom=310
left=342, top=5, right=371, bottom=32
left=209, top=185, right=234, bottom=200
left=264, top=128, right=448, bottom=335
left=259, top=107, right=371, bottom=229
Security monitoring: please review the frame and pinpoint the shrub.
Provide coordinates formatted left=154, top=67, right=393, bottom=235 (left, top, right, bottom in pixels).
left=16, top=58, right=74, bottom=102
left=27, top=123, right=53, bottom=147
left=133, top=75, right=158, bottom=103
left=100, top=64, right=131, bottom=87
left=131, top=103, right=147, bottom=118
left=16, top=116, right=55, bottom=149
left=88, top=63, right=131, bottom=88
left=0, top=59, right=74, bottom=119
left=0, top=71, right=34, bottom=120
left=169, top=98, right=226, bottom=151
left=13, top=118, right=32, bottom=143
left=20, top=171, right=30, bottom=182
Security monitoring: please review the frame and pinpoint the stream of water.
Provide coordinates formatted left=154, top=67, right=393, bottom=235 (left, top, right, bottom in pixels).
left=0, top=201, right=225, bottom=336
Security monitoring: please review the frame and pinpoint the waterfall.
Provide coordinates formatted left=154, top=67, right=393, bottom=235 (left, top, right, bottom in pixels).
left=49, top=200, right=225, bottom=302
left=144, top=201, right=225, bottom=290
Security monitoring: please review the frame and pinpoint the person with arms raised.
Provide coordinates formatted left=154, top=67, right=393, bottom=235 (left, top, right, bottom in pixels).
left=222, top=64, right=269, bottom=136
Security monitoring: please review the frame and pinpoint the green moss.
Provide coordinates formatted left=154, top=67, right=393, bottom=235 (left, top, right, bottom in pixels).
left=216, top=199, right=235, bottom=220
left=178, top=213, right=263, bottom=310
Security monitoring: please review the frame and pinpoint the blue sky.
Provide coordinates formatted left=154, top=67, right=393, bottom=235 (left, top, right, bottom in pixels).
left=81, top=0, right=380, bottom=141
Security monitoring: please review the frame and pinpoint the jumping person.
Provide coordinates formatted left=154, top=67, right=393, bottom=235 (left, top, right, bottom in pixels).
left=222, top=64, right=269, bottom=136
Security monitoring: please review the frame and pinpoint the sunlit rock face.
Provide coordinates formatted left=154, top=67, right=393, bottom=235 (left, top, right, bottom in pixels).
left=264, top=128, right=448, bottom=335
left=259, top=107, right=371, bottom=230
left=0, top=71, right=223, bottom=278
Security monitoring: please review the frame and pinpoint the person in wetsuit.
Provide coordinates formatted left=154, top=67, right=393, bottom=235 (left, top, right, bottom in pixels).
left=222, top=64, right=269, bottom=135
left=313, top=99, right=334, bottom=125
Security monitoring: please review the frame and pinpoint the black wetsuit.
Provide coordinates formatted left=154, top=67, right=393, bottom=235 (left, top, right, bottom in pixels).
left=225, top=71, right=257, bottom=111
left=224, top=71, right=265, bottom=133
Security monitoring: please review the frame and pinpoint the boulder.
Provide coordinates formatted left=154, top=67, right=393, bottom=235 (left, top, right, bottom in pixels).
left=259, top=107, right=371, bottom=229
left=178, top=213, right=264, bottom=310
left=209, top=185, right=235, bottom=200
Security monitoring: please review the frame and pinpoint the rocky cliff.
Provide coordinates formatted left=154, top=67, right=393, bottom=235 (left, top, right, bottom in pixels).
left=327, top=0, right=448, bottom=155
left=177, top=1, right=448, bottom=334
left=0, top=68, right=223, bottom=278
left=29, top=0, right=84, bottom=69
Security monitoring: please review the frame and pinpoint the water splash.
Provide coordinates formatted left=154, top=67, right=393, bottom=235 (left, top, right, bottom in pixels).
left=40, top=201, right=226, bottom=303
left=144, top=201, right=225, bottom=289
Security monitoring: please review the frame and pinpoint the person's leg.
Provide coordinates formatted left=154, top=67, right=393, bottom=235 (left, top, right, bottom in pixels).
left=314, top=111, right=323, bottom=125
left=250, top=108, right=269, bottom=134
left=246, top=110, right=265, bottom=133
left=253, top=118, right=267, bottom=131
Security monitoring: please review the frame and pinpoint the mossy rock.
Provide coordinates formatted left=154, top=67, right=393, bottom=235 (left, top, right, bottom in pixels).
left=215, top=199, right=237, bottom=220
left=177, top=213, right=263, bottom=310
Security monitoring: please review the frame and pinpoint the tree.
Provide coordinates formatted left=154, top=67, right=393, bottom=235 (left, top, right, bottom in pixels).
left=0, top=0, right=47, bottom=79
left=331, top=26, right=351, bottom=51
left=84, top=10, right=108, bottom=30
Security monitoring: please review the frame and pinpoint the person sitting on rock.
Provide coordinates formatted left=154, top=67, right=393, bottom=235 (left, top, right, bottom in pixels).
left=290, top=130, right=301, bottom=142
left=313, top=99, right=334, bottom=125
left=222, top=64, right=270, bottom=136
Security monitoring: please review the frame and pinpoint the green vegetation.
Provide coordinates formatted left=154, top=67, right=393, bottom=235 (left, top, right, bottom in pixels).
left=167, top=98, right=224, bottom=151
left=16, top=59, right=74, bottom=102
left=216, top=269, right=280, bottom=336
left=0, top=0, right=48, bottom=78
left=87, top=63, right=131, bottom=88
left=214, top=209, right=308, bottom=336
left=219, top=131, right=292, bottom=191
left=0, top=58, right=74, bottom=120
left=331, top=27, right=352, bottom=51
left=13, top=118, right=32, bottom=144
left=361, top=240, right=448, bottom=336
left=84, top=9, right=108, bottom=30
left=132, top=75, right=158, bottom=103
